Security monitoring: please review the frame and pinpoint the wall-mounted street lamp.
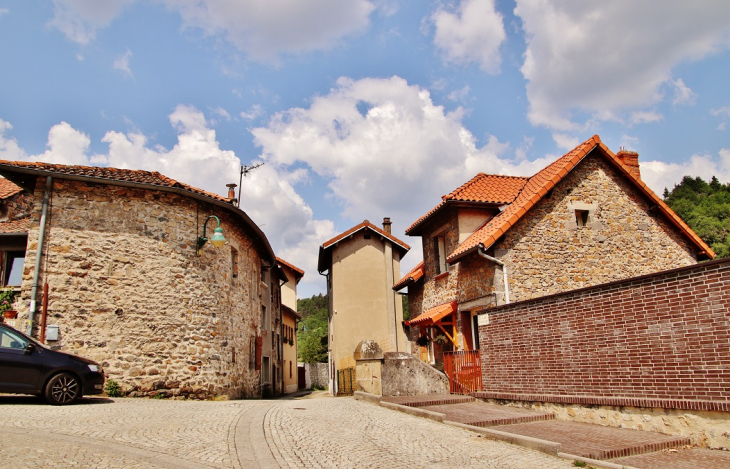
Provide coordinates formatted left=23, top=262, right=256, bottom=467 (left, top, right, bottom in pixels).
left=197, top=215, right=227, bottom=255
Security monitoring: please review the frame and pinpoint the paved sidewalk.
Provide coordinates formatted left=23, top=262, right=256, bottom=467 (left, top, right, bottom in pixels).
left=0, top=394, right=574, bottom=468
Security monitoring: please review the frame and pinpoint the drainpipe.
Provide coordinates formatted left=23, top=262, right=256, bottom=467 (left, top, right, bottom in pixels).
left=477, top=244, right=510, bottom=305
left=28, top=176, right=52, bottom=336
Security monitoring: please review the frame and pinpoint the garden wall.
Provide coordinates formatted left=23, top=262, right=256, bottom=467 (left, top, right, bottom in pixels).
left=477, top=258, right=730, bottom=411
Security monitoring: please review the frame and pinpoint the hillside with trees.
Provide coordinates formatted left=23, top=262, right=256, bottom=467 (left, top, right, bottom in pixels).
left=664, top=176, right=730, bottom=259
left=296, top=294, right=328, bottom=363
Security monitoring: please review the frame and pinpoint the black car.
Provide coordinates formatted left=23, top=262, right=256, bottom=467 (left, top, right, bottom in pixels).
left=0, top=323, right=105, bottom=405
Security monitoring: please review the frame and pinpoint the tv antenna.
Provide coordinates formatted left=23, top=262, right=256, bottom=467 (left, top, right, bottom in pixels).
left=237, top=162, right=264, bottom=207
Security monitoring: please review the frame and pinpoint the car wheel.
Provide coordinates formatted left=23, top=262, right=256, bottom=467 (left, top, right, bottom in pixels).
left=44, top=372, right=80, bottom=405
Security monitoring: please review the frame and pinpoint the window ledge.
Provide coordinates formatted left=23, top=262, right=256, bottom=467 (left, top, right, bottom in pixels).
left=434, top=271, right=449, bottom=281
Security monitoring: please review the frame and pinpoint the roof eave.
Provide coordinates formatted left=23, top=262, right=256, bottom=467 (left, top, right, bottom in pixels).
left=0, top=163, right=279, bottom=265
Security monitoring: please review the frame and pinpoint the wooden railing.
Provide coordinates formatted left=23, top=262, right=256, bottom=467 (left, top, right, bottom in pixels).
left=443, top=350, right=482, bottom=394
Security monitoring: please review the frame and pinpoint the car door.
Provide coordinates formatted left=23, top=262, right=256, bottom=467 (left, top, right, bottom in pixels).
left=0, top=327, right=44, bottom=393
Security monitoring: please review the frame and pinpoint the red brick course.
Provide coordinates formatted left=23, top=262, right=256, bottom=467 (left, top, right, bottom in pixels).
left=478, top=258, right=730, bottom=408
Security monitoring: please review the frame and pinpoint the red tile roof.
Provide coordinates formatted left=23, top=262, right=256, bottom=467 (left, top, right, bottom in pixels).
left=276, top=257, right=304, bottom=281
left=405, top=300, right=456, bottom=326
left=447, top=135, right=714, bottom=263
left=406, top=174, right=527, bottom=235
left=321, top=220, right=410, bottom=252
left=393, top=261, right=424, bottom=291
left=0, top=160, right=229, bottom=204
left=0, top=218, right=30, bottom=234
left=0, top=178, right=22, bottom=199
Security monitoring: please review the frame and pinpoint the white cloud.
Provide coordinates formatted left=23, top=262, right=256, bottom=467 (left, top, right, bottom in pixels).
left=719, top=123, right=726, bottom=131
left=432, top=0, right=506, bottom=74
left=240, top=105, right=265, bottom=120
left=671, top=78, right=697, bottom=106
left=0, top=8, right=9, bottom=18
left=447, top=85, right=471, bottom=103
left=164, top=0, right=376, bottom=61
left=552, top=133, right=579, bottom=150
left=515, top=0, right=730, bottom=130
left=50, top=0, right=378, bottom=61
left=113, top=49, right=133, bottom=77
left=711, top=106, right=730, bottom=117
left=251, top=76, right=556, bottom=276
left=48, top=0, right=136, bottom=44
left=0, top=120, right=28, bottom=161
left=641, top=149, right=730, bottom=195
left=630, top=111, right=664, bottom=125
left=0, top=108, right=335, bottom=295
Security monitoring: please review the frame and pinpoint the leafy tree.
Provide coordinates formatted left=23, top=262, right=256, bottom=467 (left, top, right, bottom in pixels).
left=297, top=294, right=329, bottom=363
left=664, top=176, right=730, bottom=259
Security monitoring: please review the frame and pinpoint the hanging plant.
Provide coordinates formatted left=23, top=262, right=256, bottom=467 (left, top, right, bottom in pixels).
left=0, top=289, right=16, bottom=314
left=415, top=335, right=430, bottom=347
left=433, top=334, right=449, bottom=346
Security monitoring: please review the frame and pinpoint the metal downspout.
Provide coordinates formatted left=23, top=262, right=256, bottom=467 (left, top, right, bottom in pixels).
left=28, top=176, right=52, bottom=335
left=477, top=244, right=510, bottom=305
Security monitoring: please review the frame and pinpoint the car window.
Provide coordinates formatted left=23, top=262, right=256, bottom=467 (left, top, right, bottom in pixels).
left=0, top=328, right=28, bottom=350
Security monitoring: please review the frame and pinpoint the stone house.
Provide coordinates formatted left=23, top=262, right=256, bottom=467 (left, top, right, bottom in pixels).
left=318, top=218, right=410, bottom=394
left=395, top=135, right=714, bottom=365
left=0, top=178, right=33, bottom=289
left=0, top=160, right=287, bottom=399
left=277, top=257, right=303, bottom=394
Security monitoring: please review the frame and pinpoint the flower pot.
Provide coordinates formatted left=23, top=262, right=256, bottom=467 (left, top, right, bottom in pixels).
left=3, top=310, right=17, bottom=319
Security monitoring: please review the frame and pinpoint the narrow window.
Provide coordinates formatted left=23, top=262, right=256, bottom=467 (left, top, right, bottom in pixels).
left=231, top=247, right=239, bottom=280
left=433, top=236, right=447, bottom=274
left=575, top=210, right=589, bottom=228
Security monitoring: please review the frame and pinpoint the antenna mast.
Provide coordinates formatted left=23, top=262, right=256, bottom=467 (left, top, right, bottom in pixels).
left=237, top=162, right=264, bottom=207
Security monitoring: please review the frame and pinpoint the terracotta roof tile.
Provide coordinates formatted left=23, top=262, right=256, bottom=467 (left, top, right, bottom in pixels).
left=0, top=160, right=229, bottom=205
left=393, top=261, right=424, bottom=291
left=0, top=218, right=30, bottom=234
left=321, top=219, right=410, bottom=252
left=406, top=174, right=528, bottom=234
left=276, top=257, right=304, bottom=280
left=0, top=178, right=22, bottom=199
left=405, top=300, right=457, bottom=326
left=446, top=135, right=714, bottom=262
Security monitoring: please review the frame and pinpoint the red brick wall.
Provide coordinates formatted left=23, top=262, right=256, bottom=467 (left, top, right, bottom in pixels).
left=478, top=258, right=730, bottom=407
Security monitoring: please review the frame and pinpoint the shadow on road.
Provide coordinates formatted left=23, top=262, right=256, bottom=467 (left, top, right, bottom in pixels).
left=0, top=395, right=115, bottom=406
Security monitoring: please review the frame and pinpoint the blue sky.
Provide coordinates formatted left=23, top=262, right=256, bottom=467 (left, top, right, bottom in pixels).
left=1, top=1, right=729, bottom=297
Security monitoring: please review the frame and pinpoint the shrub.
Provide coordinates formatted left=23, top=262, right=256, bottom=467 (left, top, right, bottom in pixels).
left=104, top=379, right=122, bottom=397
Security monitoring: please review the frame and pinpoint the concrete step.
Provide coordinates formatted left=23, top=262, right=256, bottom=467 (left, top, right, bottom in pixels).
left=612, top=447, right=730, bottom=469
left=380, top=394, right=474, bottom=408
left=492, top=420, right=691, bottom=460
left=423, top=401, right=556, bottom=427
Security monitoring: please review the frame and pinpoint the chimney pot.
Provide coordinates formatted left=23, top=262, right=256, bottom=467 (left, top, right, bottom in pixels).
left=616, top=149, right=640, bottom=180
left=382, top=217, right=392, bottom=233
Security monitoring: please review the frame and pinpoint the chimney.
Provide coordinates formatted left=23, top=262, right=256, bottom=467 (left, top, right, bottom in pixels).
left=616, top=148, right=640, bottom=179
left=226, top=183, right=238, bottom=205
left=382, top=217, right=392, bottom=234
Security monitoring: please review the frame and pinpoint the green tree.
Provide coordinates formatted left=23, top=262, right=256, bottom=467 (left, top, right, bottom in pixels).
left=297, top=294, right=329, bottom=363
left=664, top=176, right=730, bottom=259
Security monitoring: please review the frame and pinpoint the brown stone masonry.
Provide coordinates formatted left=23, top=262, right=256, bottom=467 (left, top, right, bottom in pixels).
left=478, top=258, right=730, bottom=408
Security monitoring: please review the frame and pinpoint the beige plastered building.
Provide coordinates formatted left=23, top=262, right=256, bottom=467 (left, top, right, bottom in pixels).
left=277, top=257, right=303, bottom=394
left=317, top=218, right=410, bottom=394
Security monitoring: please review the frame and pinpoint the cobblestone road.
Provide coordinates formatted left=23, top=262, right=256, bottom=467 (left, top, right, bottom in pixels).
left=0, top=394, right=574, bottom=468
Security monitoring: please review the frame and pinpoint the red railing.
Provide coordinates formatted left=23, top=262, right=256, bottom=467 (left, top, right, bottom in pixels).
left=443, top=350, right=482, bottom=394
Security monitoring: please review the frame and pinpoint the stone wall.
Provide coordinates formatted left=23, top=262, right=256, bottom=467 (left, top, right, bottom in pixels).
left=18, top=177, right=278, bottom=399
left=495, top=154, right=697, bottom=302
left=419, top=209, right=459, bottom=312
left=381, top=352, right=449, bottom=396
left=477, top=257, right=730, bottom=405
left=308, top=362, right=329, bottom=389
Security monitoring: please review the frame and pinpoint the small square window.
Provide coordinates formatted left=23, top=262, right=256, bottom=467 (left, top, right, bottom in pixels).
left=575, top=210, right=589, bottom=227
